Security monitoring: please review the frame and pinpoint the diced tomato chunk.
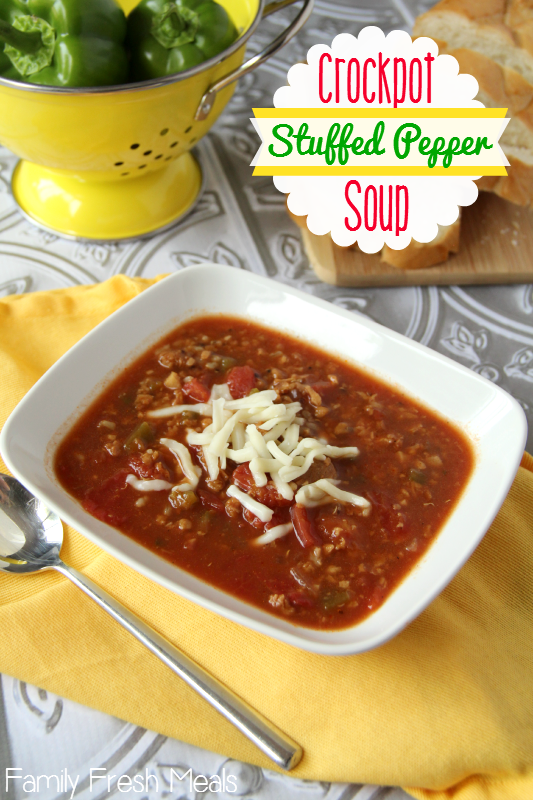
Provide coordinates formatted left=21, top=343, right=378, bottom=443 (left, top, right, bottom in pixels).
left=227, top=365, right=256, bottom=399
left=198, top=489, right=225, bottom=511
left=366, top=489, right=410, bottom=542
left=231, top=463, right=292, bottom=509
left=290, top=504, right=321, bottom=547
left=242, top=506, right=290, bottom=531
left=286, top=591, right=316, bottom=609
left=128, top=454, right=171, bottom=482
left=232, top=463, right=254, bottom=492
left=260, top=485, right=293, bottom=510
left=243, top=507, right=264, bottom=529
left=82, top=468, right=130, bottom=527
left=182, top=378, right=210, bottom=403
left=265, top=508, right=291, bottom=529
left=128, top=455, right=152, bottom=480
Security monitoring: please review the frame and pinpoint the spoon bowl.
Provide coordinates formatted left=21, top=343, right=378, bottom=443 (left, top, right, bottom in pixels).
left=0, top=474, right=62, bottom=572
left=0, top=472, right=302, bottom=771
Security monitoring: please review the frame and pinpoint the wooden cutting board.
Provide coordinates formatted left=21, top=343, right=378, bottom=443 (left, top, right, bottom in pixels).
left=291, top=192, right=533, bottom=287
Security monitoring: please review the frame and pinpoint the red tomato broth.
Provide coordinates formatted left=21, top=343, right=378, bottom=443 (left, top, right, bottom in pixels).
left=54, top=315, right=474, bottom=630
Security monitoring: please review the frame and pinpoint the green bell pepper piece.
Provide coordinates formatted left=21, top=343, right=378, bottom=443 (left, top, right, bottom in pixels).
left=123, top=421, right=155, bottom=452
left=0, top=0, right=128, bottom=87
left=127, top=0, right=238, bottom=82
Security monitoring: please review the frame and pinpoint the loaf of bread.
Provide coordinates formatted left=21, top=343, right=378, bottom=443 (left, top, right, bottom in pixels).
left=414, top=0, right=533, bottom=206
left=287, top=205, right=461, bottom=272
left=413, top=1, right=533, bottom=83
left=381, top=217, right=461, bottom=269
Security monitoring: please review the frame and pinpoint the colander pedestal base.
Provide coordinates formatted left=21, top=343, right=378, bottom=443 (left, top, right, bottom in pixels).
left=11, top=152, right=203, bottom=241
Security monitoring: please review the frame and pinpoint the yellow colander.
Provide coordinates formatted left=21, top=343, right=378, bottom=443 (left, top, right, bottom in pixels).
left=0, top=0, right=312, bottom=241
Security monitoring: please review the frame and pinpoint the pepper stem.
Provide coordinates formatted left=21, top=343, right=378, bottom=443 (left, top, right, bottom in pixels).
left=151, top=2, right=200, bottom=49
left=0, top=19, right=43, bottom=54
left=0, top=15, right=56, bottom=77
left=166, top=10, right=186, bottom=35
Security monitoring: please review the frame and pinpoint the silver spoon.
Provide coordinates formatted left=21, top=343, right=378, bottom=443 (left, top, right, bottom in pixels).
left=0, top=473, right=302, bottom=771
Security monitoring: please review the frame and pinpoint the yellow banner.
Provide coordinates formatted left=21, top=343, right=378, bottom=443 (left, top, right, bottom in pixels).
left=253, top=108, right=508, bottom=118
left=250, top=111, right=509, bottom=177
left=253, top=166, right=507, bottom=176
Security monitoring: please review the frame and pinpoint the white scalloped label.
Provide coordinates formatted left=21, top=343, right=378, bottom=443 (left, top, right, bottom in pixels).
left=251, top=27, right=509, bottom=253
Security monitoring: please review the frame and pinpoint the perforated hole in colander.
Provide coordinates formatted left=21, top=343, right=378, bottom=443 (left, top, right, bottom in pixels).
left=144, top=150, right=152, bottom=156
left=130, top=143, right=140, bottom=149
left=160, top=128, right=169, bottom=136
left=184, top=126, right=192, bottom=133
left=170, top=142, right=178, bottom=148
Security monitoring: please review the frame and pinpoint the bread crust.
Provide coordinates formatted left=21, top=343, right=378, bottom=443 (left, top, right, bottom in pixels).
left=415, top=1, right=533, bottom=206
left=381, top=218, right=461, bottom=269
left=287, top=206, right=461, bottom=271
left=449, top=48, right=533, bottom=152
left=413, top=0, right=533, bottom=84
left=476, top=148, right=533, bottom=204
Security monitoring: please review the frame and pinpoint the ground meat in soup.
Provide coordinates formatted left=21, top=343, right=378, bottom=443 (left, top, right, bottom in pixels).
left=54, top=316, right=474, bottom=630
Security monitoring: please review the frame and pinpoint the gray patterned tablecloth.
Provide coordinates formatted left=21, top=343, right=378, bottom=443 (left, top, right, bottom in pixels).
left=0, top=0, right=530, bottom=798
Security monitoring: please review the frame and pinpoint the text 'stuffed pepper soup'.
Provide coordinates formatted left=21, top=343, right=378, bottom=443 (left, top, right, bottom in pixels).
left=55, top=316, right=474, bottom=630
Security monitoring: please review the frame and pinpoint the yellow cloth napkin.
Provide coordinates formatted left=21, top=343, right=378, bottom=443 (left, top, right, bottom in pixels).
left=1, top=276, right=533, bottom=800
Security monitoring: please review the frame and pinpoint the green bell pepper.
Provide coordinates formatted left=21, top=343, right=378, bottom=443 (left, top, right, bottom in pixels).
left=0, top=0, right=128, bottom=87
left=127, top=0, right=239, bottom=81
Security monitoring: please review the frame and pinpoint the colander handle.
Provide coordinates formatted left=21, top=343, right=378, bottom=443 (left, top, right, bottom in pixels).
left=194, top=0, right=314, bottom=121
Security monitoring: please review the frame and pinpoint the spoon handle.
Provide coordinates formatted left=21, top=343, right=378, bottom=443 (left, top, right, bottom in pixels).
left=53, top=560, right=302, bottom=772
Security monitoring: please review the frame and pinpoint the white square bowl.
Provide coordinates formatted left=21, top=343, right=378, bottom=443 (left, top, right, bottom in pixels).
left=1, top=265, right=527, bottom=655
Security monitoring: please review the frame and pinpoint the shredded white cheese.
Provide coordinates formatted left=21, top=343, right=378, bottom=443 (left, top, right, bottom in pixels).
left=266, top=439, right=293, bottom=466
left=226, top=445, right=257, bottom=463
left=147, top=403, right=213, bottom=418
left=209, top=409, right=244, bottom=457
left=145, top=380, right=370, bottom=528
left=160, top=438, right=202, bottom=491
left=224, top=390, right=277, bottom=410
left=271, top=471, right=294, bottom=501
left=253, top=522, right=293, bottom=546
left=295, top=479, right=371, bottom=515
left=231, top=421, right=246, bottom=451
left=211, top=383, right=232, bottom=401
left=126, top=475, right=173, bottom=492
left=226, top=485, right=273, bottom=523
